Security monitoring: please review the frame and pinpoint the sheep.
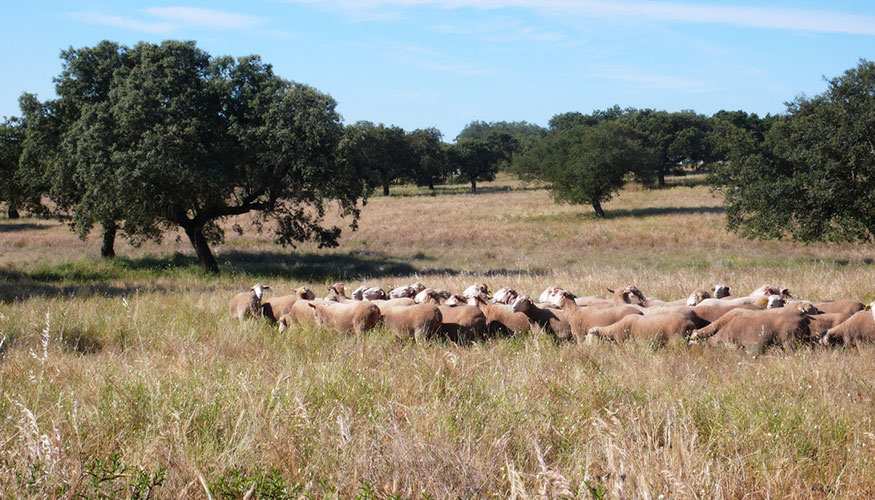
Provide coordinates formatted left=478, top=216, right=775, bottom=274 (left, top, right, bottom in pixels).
left=588, top=313, right=697, bottom=343
left=713, top=284, right=732, bottom=299
left=326, top=282, right=352, bottom=302
left=229, top=284, right=270, bottom=321
left=640, top=305, right=706, bottom=328
left=691, top=307, right=793, bottom=340
left=697, top=295, right=771, bottom=308
left=435, top=301, right=487, bottom=344
left=462, top=283, right=489, bottom=299
left=555, top=291, right=643, bottom=344
left=808, top=312, right=855, bottom=341
left=352, top=286, right=387, bottom=301
left=389, top=283, right=425, bottom=299
left=308, top=300, right=381, bottom=335
left=371, top=297, right=417, bottom=316
left=685, top=289, right=712, bottom=307
left=691, top=303, right=759, bottom=324
left=511, top=294, right=572, bottom=340
left=414, top=288, right=451, bottom=304
left=821, top=304, right=875, bottom=346
left=811, top=299, right=865, bottom=315
left=692, top=308, right=811, bottom=352
left=380, top=302, right=443, bottom=343
left=491, top=287, right=519, bottom=305
left=606, top=286, right=647, bottom=307
left=262, top=287, right=315, bottom=323
left=750, top=285, right=792, bottom=300
left=278, top=295, right=330, bottom=332
left=468, top=294, right=530, bottom=336
left=539, top=287, right=563, bottom=304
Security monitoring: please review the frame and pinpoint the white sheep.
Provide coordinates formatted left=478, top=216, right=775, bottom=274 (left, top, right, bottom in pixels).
left=229, top=284, right=270, bottom=321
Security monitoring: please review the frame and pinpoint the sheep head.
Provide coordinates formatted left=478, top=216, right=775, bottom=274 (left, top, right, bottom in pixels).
left=296, top=287, right=316, bottom=300
left=712, top=284, right=731, bottom=298
left=686, top=289, right=711, bottom=307
left=462, top=283, right=489, bottom=299
left=511, top=295, right=532, bottom=313
left=250, top=284, right=270, bottom=301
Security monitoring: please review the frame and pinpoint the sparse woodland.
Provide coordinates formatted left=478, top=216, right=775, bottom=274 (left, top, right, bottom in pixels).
left=2, top=41, right=875, bottom=498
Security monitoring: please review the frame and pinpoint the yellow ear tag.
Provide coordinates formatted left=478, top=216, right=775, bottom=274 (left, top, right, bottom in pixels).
left=866, top=304, right=871, bottom=311
left=760, top=298, right=768, bottom=306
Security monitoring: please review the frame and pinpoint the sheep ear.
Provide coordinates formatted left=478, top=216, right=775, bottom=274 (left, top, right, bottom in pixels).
left=263, top=286, right=270, bottom=290
left=606, top=288, right=615, bottom=294
left=308, top=303, right=317, bottom=309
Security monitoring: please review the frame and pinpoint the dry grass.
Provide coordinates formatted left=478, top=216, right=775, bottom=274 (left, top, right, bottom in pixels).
left=2, top=175, right=875, bottom=498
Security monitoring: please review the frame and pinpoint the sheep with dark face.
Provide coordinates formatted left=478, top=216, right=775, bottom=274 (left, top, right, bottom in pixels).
left=229, top=284, right=270, bottom=321
left=607, top=286, right=647, bottom=307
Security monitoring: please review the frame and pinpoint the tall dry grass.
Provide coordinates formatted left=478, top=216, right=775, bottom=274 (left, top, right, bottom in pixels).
left=2, top=175, right=875, bottom=498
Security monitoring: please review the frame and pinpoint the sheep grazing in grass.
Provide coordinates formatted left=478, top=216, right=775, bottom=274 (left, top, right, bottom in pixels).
left=308, top=300, right=381, bottom=335
left=490, top=287, right=519, bottom=305
left=262, top=287, right=315, bottom=323
left=691, top=303, right=759, bottom=324
left=435, top=300, right=488, bottom=344
left=821, top=303, right=875, bottom=346
left=811, top=299, right=865, bottom=315
left=607, top=286, right=647, bottom=307
left=538, top=287, right=563, bottom=304
left=389, top=283, right=425, bottom=299
left=352, top=286, right=387, bottom=301
left=380, top=302, right=443, bottom=343
left=511, top=294, right=571, bottom=341
left=468, top=294, right=530, bottom=336
left=588, top=313, right=696, bottom=343
left=229, top=284, right=270, bottom=321
left=326, top=282, right=352, bottom=302
left=684, top=289, right=712, bottom=307
left=555, top=291, right=643, bottom=344
left=808, top=312, right=855, bottom=341
left=462, top=283, right=489, bottom=299
left=372, top=297, right=416, bottom=316
left=414, top=288, right=451, bottom=304
left=696, top=307, right=811, bottom=352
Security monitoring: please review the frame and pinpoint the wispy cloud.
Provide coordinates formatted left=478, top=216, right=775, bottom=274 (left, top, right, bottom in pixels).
left=433, top=18, right=571, bottom=44
left=143, top=7, right=266, bottom=29
left=391, top=43, right=490, bottom=76
left=590, top=66, right=710, bottom=93
left=68, top=12, right=178, bottom=34
left=286, top=0, right=875, bottom=36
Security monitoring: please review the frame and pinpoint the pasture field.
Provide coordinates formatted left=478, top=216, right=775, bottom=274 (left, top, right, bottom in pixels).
left=2, top=175, right=875, bottom=499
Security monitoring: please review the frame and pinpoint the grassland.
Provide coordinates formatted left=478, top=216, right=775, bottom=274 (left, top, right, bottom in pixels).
left=2, top=175, right=875, bottom=499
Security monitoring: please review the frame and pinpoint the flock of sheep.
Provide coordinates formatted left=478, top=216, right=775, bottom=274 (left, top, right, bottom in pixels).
left=228, top=282, right=875, bottom=351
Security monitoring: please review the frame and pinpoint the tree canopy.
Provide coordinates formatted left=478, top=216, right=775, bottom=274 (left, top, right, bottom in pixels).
left=0, top=117, right=27, bottom=219
left=449, top=132, right=517, bottom=193
left=515, top=121, right=655, bottom=217
left=710, top=59, right=875, bottom=243
left=20, top=40, right=369, bottom=272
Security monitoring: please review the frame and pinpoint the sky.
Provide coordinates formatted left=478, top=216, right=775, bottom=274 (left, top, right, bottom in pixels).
left=2, top=1, right=873, bottom=140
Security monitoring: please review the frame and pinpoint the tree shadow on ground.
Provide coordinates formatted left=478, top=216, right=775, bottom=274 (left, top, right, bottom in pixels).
left=0, top=222, right=53, bottom=232
left=387, top=183, right=544, bottom=197
left=606, top=205, right=725, bottom=218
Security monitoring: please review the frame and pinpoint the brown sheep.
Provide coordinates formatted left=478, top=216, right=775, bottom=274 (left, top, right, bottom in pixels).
left=699, top=308, right=811, bottom=352
left=435, top=302, right=487, bottom=344
left=691, top=306, right=808, bottom=340
left=511, top=294, right=572, bottom=340
left=380, top=302, right=443, bottom=343
left=691, top=303, right=759, bottom=324
left=607, top=286, right=647, bottom=307
left=808, top=312, right=854, bottom=340
left=229, top=284, right=270, bottom=321
left=556, top=291, right=643, bottom=343
left=811, top=299, right=865, bottom=315
left=262, top=287, right=315, bottom=323
left=588, top=313, right=696, bottom=343
left=278, top=296, right=332, bottom=332
left=640, top=305, right=706, bottom=328
left=389, top=283, right=426, bottom=299
left=308, top=301, right=381, bottom=335
left=372, top=297, right=417, bottom=315
left=414, top=288, right=451, bottom=304
left=468, top=294, right=530, bottom=336
left=821, top=305, right=875, bottom=346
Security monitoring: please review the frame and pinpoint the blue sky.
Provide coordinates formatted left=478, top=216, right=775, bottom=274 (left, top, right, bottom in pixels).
left=2, top=1, right=873, bottom=140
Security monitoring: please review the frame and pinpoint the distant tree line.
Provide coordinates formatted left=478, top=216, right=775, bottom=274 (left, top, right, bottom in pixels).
left=1, top=39, right=871, bottom=267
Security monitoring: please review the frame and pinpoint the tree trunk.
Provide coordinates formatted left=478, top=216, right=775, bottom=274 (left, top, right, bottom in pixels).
left=100, top=222, right=117, bottom=259
left=7, top=207, right=19, bottom=219
left=658, top=172, right=666, bottom=187
left=592, top=202, right=606, bottom=218
left=428, top=180, right=435, bottom=190
left=184, top=224, right=219, bottom=274
left=383, top=184, right=390, bottom=196
left=471, top=180, right=477, bottom=193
